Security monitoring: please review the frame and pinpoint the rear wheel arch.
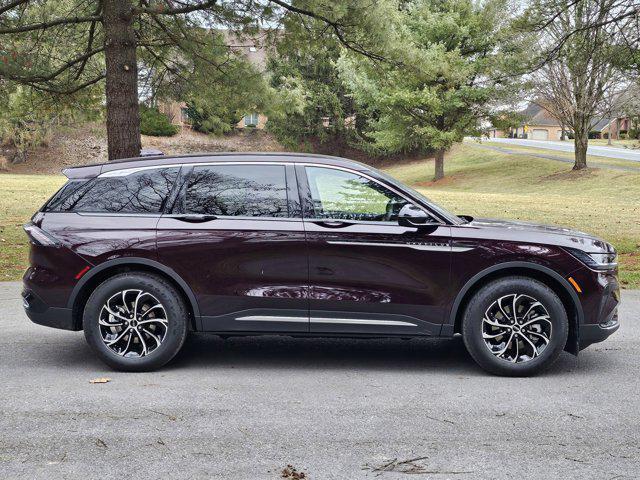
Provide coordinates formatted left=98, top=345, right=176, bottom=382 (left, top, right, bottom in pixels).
left=68, top=258, right=200, bottom=331
left=448, top=262, right=582, bottom=354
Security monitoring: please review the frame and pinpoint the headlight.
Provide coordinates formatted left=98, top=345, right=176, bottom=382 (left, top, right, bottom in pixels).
left=565, top=246, right=617, bottom=270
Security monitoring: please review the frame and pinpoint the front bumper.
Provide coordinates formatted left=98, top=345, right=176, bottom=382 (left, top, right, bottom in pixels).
left=22, top=289, right=77, bottom=331
left=579, top=308, right=620, bottom=350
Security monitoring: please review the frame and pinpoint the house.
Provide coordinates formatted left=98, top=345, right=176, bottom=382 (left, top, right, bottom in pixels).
left=158, top=29, right=271, bottom=130
left=510, top=102, right=566, bottom=141
left=590, top=117, right=633, bottom=139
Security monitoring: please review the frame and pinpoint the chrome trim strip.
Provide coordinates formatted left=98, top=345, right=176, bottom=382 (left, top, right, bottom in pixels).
left=236, top=315, right=308, bottom=323
left=310, top=317, right=418, bottom=327
left=326, top=241, right=472, bottom=252
left=99, top=161, right=289, bottom=177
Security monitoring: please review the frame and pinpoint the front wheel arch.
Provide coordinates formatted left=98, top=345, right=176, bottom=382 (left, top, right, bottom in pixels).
left=448, top=262, right=582, bottom=355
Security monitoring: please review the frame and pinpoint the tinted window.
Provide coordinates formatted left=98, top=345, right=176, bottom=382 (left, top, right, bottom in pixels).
left=185, top=165, right=289, bottom=217
left=305, top=167, right=410, bottom=222
left=50, top=167, right=179, bottom=213
left=43, top=179, right=88, bottom=212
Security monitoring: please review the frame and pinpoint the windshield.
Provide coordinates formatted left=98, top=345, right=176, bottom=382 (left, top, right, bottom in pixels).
left=373, top=169, right=466, bottom=225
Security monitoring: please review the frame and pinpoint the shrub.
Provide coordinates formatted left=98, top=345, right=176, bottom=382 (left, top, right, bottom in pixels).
left=140, top=106, right=178, bottom=136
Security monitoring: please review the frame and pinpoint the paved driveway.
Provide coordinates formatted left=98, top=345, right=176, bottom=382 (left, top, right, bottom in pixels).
left=1, top=282, right=639, bottom=479
left=479, top=137, right=640, bottom=162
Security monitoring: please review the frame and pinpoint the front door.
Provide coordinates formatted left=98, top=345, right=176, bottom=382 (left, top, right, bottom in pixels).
left=298, top=165, right=452, bottom=336
left=157, top=162, right=309, bottom=333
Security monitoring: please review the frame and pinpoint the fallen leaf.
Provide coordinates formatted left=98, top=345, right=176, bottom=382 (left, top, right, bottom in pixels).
left=95, top=438, right=107, bottom=449
left=89, top=377, right=111, bottom=384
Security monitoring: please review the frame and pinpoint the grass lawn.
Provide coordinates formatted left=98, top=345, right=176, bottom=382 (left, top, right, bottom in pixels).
left=1, top=142, right=639, bottom=287
left=589, top=139, right=639, bottom=149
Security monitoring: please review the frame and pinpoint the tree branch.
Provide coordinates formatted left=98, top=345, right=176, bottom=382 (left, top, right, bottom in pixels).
left=135, top=0, right=218, bottom=16
left=0, top=0, right=30, bottom=16
left=0, top=15, right=102, bottom=34
left=268, top=0, right=388, bottom=62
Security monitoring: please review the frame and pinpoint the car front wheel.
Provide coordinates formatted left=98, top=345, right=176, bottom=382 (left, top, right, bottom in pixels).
left=462, top=276, right=569, bottom=376
left=83, top=272, right=189, bottom=371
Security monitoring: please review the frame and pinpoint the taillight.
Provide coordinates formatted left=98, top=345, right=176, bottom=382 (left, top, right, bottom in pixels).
left=23, top=223, right=61, bottom=247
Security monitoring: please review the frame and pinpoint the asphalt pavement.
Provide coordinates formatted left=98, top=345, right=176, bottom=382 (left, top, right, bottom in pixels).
left=479, top=137, right=640, bottom=162
left=1, top=281, right=639, bottom=479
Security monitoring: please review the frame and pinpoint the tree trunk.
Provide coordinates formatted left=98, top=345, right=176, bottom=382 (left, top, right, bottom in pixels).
left=434, top=148, right=445, bottom=181
left=103, top=0, right=141, bottom=161
left=560, top=122, right=566, bottom=141
left=573, top=128, right=588, bottom=170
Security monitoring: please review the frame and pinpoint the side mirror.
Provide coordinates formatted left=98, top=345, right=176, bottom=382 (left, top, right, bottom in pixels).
left=398, top=204, right=434, bottom=227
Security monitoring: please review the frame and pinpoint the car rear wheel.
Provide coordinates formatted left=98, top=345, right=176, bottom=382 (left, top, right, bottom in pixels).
left=462, top=276, right=568, bottom=376
left=83, top=272, right=188, bottom=371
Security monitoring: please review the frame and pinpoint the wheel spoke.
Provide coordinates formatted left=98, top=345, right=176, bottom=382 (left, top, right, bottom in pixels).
left=522, top=301, right=542, bottom=320
left=103, top=305, right=129, bottom=322
left=494, top=332, right=515, bottom=357
left=519, top=332, right=540, bottom=358
left=521, top=315, right=551, bottom=328
left=119, top=331, right=134, bottom=356
left=133, top=290, right=144, bottom=319
left=527, top=330, right=550, bottom=345
left=141, top=326, right=162, bottom=348
left=512, top=294, right=521, bottom=321
left=99, top=317, right=124, bottom=327
left=122, top=290, right=131, bottom=314
left=140, top=304, right=164, bottom=319
left=483, top=330, right=508, bottom=339
left=137, top=317, right=168, bottom=327
left=134, top=328, right=148, bottom=356
left=483, top=316, right=511, bottom=328
left=510, top=335, right=519, bottom=363
left=105, top=327, right=131, bottom=346
left=497, top=296, right=513, bottom=323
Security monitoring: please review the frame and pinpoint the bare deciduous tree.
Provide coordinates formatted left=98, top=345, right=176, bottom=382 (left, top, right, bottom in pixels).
left=528, top=0, right=637, bottom=169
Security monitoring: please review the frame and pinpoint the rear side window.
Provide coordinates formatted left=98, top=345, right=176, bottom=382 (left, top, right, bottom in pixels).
left=47, top=167, right=179, bottom=213
left=43, top=179, right=88, bottom=212
left=184, top=165, right=289, bottom=217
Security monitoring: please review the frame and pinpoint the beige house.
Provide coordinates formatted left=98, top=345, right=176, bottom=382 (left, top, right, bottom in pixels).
left=158, top=29, right=271, bottom=130
left=511, top=103, right=566, bottom=141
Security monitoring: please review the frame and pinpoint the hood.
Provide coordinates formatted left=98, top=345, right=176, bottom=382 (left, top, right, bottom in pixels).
left=464, top=218, right=612, bottom=253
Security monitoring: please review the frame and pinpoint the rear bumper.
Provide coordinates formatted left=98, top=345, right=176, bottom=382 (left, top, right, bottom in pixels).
left=22, top=289, right=77, bottom=331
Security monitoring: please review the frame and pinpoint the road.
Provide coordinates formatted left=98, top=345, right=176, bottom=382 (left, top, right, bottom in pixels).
left=479, top=137, right=640, bottom=162
left=1, top=281, right=639, bottom=479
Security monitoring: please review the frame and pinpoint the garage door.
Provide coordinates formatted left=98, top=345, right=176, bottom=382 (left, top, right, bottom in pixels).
left=531, top=129, right=549, bottom=140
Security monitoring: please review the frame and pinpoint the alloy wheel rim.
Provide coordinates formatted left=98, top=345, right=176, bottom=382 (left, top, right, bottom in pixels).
left=482, top=294, right=552, bottom=363
left=99, top=289, right=168, bottom=358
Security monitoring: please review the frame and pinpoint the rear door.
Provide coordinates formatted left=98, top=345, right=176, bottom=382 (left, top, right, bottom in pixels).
left=297, top=164, right=452, bottom=336
left=156, top=162, right=309, bottom=333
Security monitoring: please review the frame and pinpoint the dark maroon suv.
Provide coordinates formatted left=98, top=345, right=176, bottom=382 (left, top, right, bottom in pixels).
left=22, top=153, right=620, bottom=375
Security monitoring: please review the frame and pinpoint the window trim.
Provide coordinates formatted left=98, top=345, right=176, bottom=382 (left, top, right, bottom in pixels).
left=296, top=163, right=444, bottom=225
left=73, top=160, right=449, bottom=224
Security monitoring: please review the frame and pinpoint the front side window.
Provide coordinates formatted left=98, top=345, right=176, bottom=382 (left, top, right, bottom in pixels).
left=305, top=167, right=410, bottom=222
left=48, top=167, right=179, bottom=213
left=184, top=165, right=289, bottom=218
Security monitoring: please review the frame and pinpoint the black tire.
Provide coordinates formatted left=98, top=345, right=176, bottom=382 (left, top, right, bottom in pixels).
left=83, top=272, right=189, bottom=372
left=462, top=276, right=568, bottom=376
